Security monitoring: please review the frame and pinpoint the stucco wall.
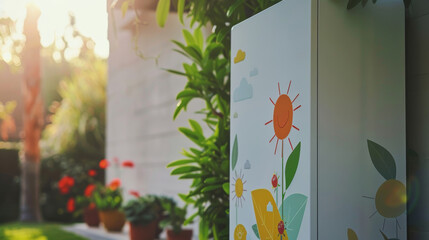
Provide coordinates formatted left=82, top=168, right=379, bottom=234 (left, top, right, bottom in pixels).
left=106, top=5, right=204, bottom=206
left=406, top=0, right=429, bottom=238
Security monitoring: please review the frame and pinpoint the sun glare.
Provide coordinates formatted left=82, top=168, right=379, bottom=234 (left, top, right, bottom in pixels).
left=0, top=0, right=109, bottom=59
left=265, top=81, right=301, bottom=157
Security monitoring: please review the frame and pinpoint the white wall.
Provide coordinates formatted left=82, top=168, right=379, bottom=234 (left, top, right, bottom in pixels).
left=106, top=5, right=204, bottom=205
left=406, top=0, right=429, bottom=238
left=318, top=1, right=406, bottom=239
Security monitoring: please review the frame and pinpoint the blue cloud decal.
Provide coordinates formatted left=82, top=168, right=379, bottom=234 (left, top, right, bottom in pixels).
left=233, top=78, right=253, bottom=102
left=249, top=67, right=258, bottom=77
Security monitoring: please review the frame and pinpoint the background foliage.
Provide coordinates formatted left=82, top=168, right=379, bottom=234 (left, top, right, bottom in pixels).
left=40, top=55, right=106, bottom=222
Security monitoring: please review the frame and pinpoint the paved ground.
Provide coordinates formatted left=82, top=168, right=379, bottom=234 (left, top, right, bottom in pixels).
left=63, top=223, right=129, bottom=240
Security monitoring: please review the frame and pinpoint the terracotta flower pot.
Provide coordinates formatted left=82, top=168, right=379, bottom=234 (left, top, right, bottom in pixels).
left=99, top=210, right=126, bottom=232
left=166, top=229, right=193, bottom=240
left=129, top=221, right=158, bottom=240
left=83, top=207, right=100, bottom=227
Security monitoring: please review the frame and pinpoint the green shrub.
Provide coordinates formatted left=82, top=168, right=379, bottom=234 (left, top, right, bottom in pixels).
left=40, top=57, right=106, bottom=222
left=123, top=196, right=159, bottom=226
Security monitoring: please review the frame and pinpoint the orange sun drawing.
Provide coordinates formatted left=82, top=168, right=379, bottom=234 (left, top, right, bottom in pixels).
left=265, top=81, right=301, bottom=157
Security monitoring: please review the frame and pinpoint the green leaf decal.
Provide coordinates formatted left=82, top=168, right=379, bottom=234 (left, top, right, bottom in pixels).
left=231, top=134, right=238, bottom=170
left=347, top=228, right=358, bottom=240
left=347, top=0, right=362, bottom=9
left=279, top=193, right=307, bottom=240
left=156, top=0, right=170, bottom=27
left=252, top=224, right=260, bottom=239
left=285, top=142, right=301, bottom=190
left=367, top=140, right=396, bottom=180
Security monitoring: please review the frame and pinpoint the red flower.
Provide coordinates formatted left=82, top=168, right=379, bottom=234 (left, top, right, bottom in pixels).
left=84, top=184, right=96, bottom=197
left=108, top=178, right=121, bottom=191
left=59, top=187, right=70, bottom=195
left=58, top=176, right=75, bottom=195
left=99, top=159, right=109, bottom=169
left=67, top=198, right=75, bottom=213
left=88, top=169, right=97, bottom=177
left=121, top=160, right=134, bottom=168
left=129, top=190, right=140, bottom=198
left=88, top=202, right=96, bottom=209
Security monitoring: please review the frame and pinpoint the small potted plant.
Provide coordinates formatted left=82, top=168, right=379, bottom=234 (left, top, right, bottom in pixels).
left=93, top=179, right=126, bottom=232
left=76, top=184, right=99, bottom=227
left=160, top=200, right=193, bottom=240
left=123, top=195, right=159, bottom=240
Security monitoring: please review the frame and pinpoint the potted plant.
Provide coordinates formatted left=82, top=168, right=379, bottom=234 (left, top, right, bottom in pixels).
left=76, top=184, right=100, bottom=227
left=93, top=179, right=125, bottom=232
left=123, top=195, right=159, bottom=240
left=160, top=200, right=192, bottom=240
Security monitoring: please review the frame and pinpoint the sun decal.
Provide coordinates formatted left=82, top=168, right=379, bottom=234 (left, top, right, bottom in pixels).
left=233, top=170, right=247, bottom=207
left=265, top=81, right=301, bottom=157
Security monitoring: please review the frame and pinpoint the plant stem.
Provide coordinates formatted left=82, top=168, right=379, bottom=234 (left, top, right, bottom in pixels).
left=282, top=141, right=284, bottom=220
left=236, top=202, right=238, bottom=225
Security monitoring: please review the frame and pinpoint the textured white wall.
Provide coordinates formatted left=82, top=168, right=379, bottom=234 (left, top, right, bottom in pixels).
left=406, top=0, right=429, bottom=238
left=106, top=6, right=205, bottom=207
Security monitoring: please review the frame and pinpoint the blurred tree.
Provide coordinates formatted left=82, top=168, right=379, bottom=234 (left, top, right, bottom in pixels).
left=20, top=4, right=43, bottom=222
left=0, top=101, right=17, bottom=141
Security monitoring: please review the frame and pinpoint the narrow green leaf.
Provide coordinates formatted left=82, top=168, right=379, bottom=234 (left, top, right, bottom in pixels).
left=285, top=142, right=301, bottom=190
left=184, top=212, right=198, bottom=226
left=222, top=183, right=229, bottom=194
left=182, top=29, right=195, bottom=46
left=231, top=134, right=238, bottom=170
left=167, top=159, right=195, bottom=168
left=177, top=0, right=185, bottom=24
left=226, top=0, right=245, bottom=17
left=156, top=0, right=170, bottom=27
left=199, top=219, right=209, bottom=240
left=189, top=119, right=203, bottom=136
left=367, top=140, right=396, bottom=180
left=201, top=184, right=221, bottom=192
left=252, top=224, right=260, bottom=239
left=177, top=89, right=200, bottom=100
left=179, top=127, right=201, bottom=142
left=179, top=173, right=202, bottom=179
left=171, top=166, right=200, bottom=175
left=194, top=28, right=204, bottom=50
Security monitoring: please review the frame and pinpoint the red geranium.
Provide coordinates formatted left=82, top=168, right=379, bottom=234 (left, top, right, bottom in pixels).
left=129, top=190, right=140, bottom=198
left=58, top=176, right=75, bottom=195
left=88, top=202, right=96, bottom=209
left=88, top=169, right=97, bottom=177
left=99, top=159, right=109, bottom=169
left=67, top=198, right=75, bottom=213
left=84, top=184, right=96, bottom=197
left=121, top=160, right=134, bottom=168
left=108, top=178, right=121, bottom=191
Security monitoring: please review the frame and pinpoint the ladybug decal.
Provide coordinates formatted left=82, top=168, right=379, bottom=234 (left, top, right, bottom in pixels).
left=278, top=220, right=286, bottom=239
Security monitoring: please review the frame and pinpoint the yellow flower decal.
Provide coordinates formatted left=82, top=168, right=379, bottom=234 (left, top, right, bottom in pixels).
left=234, top=224, right=247, bottom=240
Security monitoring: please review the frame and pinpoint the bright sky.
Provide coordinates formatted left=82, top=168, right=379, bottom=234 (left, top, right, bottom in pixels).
left=0, top=0, right=109, bottom=59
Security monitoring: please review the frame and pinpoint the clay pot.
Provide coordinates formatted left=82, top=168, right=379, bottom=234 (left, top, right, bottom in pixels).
left=99, top=210, right=126, bottom=232
left=166, top=229, right=193, bottom=240
left=83, top=207, right=100, bottom=227
left=129, top=221, right=158, bottom=240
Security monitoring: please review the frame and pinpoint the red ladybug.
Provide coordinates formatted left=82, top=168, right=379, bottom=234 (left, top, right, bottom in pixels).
left=272, top=174, right=278, bottom=188
left=278, top=220, right=286, bottom=239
